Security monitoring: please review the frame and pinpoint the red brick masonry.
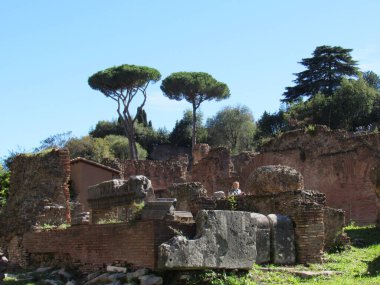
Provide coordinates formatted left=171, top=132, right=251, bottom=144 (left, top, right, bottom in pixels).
left=22, top=221, right=195, bottom=271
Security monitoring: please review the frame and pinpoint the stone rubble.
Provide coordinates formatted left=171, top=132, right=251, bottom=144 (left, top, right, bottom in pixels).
left=2, top=266, right=163, bottom=285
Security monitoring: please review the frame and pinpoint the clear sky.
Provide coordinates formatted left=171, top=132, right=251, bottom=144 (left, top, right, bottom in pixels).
left=1, top=0, right=380, bottom=160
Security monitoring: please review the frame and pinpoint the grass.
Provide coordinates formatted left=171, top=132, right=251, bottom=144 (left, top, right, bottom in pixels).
left=247, top=225, right=380, bottom=284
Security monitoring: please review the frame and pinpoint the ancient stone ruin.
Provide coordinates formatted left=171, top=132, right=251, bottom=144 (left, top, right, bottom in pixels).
left=158, top=210, right=295, bottom=270
left=3, top=127, right=373, bottom=274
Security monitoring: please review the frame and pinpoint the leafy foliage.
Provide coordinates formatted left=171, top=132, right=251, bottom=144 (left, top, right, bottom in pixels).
left=89, top=119, right=124, bottom=138
left=161, top=72, right=230, bottom=149
left=283, top=45, right=359, bottom=102
left=90, top=117, right=169, bottom=158
left=206, top=105, right=256, bottom=153
left=255, top=110, right=289, bottom=138
left=88, top=64, right=161, bottom=160
left=65, top=135, right=147, bottom=162
left=363, top=70, right=380, bottom=90
left=0, top=164, right=10, bottom=208
left=287, top=77, right=379, bottom=131
left=169, top=110, right=207, bottom=148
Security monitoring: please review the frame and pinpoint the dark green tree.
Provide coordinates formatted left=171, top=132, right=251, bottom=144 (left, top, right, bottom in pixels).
left=206, top=105, right=256, bottom=152
left=161, top=72, right=230, bottom=150
left=88, top=64, right=161, bottom=160
left=0, top=165, right=10, bottom=208
left=136, top=107, right=149, bottom=127
left=283, top=45, right=359, bottom=103
left=256, top=110, right=289, bottom=138
left=169, top=110, right=207, bottom=148
left=363, top=71, right=380, bottom=90
left=89, top=119, right=124, bottom=138
left=286, top=77, right=379, bottom=131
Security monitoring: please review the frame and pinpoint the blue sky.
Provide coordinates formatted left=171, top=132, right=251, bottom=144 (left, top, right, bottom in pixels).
left=1, top=0, right=380, bottom=159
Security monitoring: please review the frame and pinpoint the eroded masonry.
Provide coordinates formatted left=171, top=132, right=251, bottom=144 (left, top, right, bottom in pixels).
left=0, top=127, right=378, bottom=272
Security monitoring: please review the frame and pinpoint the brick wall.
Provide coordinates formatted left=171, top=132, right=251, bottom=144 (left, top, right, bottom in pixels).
left=120, top=158, right=188, bottom=191
left=216, top=191, right=326, bottom=264
left=21, top=221, right=195, bottom=271
left=237, top=127, right=380, bottom=225
left=191, top=147, right=234, bottom=195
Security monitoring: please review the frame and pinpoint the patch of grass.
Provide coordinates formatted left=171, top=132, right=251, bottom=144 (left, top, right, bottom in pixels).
left=185, top=225, right=380, bottom=285
left=249, top=225, right=380, bottom=284
left=96, top=217, right=124, bottom=224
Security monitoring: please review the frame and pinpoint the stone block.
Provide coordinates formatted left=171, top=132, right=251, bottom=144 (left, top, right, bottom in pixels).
left=141, top=199, right=176, bottom=220
left=213, top=191, right=226, bottom=199
left=158, top=210, right=259, bottom=270
left=250, top=213, right=270, bottom=264
left=267, top=214, right=295, bottom=265
left=165, top=211, right=194, bottom=223
left=106, top=265, right=127, bottom=273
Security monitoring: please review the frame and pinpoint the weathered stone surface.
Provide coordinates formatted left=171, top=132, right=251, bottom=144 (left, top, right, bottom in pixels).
left=213, top=191, right=226, bottom=199
left=141, top=199, right=176, bottom=220
left=168, top=182, right=207, bottom=215
left=0, top=149, right=70, bottom=242
left=139, top=274, right=163, bottom=285
left=192, top=143, right=210, bottom=164
left=158, top=210, right=258, bottom=270
left=323, top=207, right=345, bottom=250
left=126, top=268, right=149, bottom=281
left=106, top=265, right=127, bottom=273
left=191, top=147, right=234, bottom=196
left=267, top=214, right=295, bottom=265
left=165, top=211, right=194, bottom=223
left=246, top=165, right=304, bottom=195
left=120, top=156, right=189, bottom=191
left=88, top=176, right=155, bottom=210
left=83, top=272, right=110, bottom=285
left=250, top=213, right=270, bottom=264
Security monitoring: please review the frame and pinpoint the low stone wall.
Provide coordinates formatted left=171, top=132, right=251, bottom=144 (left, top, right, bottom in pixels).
left=19, top=221, right=195, bottom=272
left=216, top=191, right=326, bottom=264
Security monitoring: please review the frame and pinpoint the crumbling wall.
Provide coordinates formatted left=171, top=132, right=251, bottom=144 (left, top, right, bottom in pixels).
left=191, top=147, right=234, bottom=196
left=120, top=157, right=188, bottom=191
left=0, top=149, right=70, bottom=242
left=192, top=143, right=210, bottom=164
left=21, top=221, right=195, bottom=272
left=236, top=127, right=380, bottom=225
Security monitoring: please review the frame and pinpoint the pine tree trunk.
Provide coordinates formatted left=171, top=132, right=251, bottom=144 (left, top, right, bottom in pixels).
left=192, top=103, right=197, bottom=151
